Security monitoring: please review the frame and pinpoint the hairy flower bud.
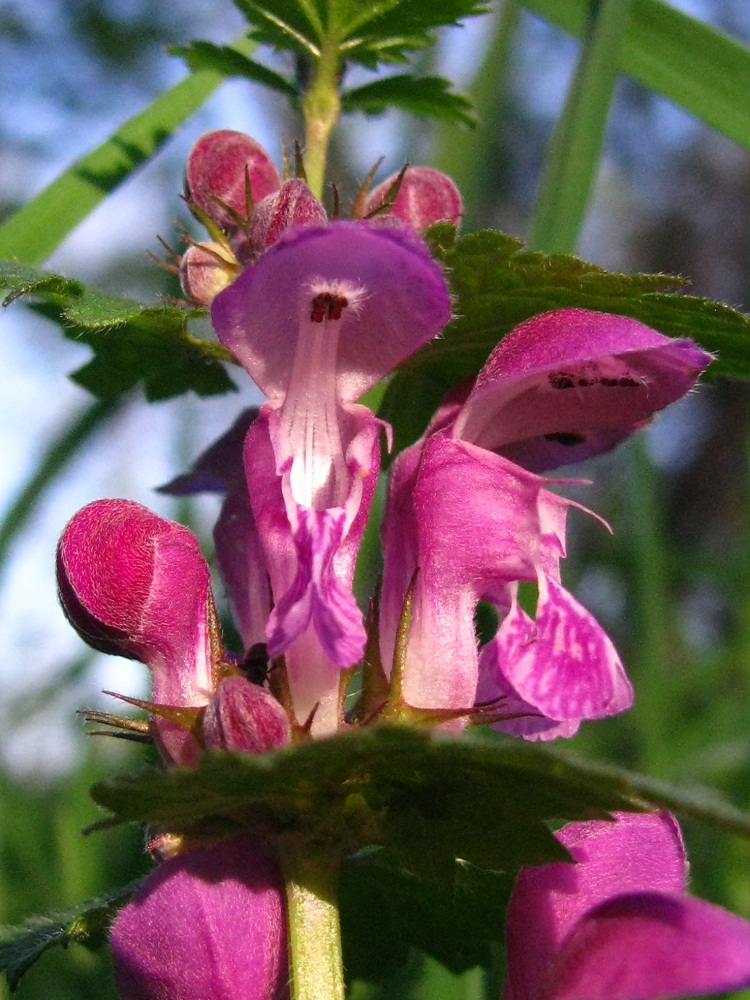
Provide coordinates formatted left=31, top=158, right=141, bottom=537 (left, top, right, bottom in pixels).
left=185, top=130, right=282, bottom=234
left=365, top=166, right=462, bottom=232
left=111, top=834, right=286, bottom=1000
left=202, top=676, right=290, bottom=753
left=179, top=241, right=239, bottom=306
left=249, top=178, right=328, bottom=251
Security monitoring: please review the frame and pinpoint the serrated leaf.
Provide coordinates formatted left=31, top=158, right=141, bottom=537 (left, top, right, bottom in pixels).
left=0, top=261, right=236, bottom=401
left=0, top=882, right=140, bottom=990
left=234, top=0, right=488, bottom=68
left=337, top=0, right=490, bottom=67
left=90, top=728, right=750, bottom=874
left=380, top=228, right=750, bottom=453
left=235, top=0, right=324, bottom=56
left=171, top=41, right=299, bottom=98
left=342, top=75, right=474, bottom=125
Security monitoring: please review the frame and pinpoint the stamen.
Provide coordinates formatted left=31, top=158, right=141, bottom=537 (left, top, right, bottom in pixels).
left=310, top=292, right=349, bottom=323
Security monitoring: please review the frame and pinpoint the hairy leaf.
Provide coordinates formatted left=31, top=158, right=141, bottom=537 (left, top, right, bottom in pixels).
left=0, top=262, right=236, bottom=400
left=171, top=41, right=299, bottom=98
left=342, top=75, right=474, bottom=125
left=0, top=882, right=140, bottom=991
left=90, top=728, right=750, bottom=861
left=234, top=0, right=489, bottom=67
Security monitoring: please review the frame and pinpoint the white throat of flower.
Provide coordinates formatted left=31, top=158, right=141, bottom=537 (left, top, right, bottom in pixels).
left=282, top=277, right=367, bottom=510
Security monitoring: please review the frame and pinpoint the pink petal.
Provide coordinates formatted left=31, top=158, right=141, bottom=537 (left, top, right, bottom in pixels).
left=211, top=220, right=451, bottom=403
left=111, top=834, right=287, bottom=1000
left=491, top=574, right=633, bottom=726
left=245, top=406, right=380, bottom=733
left=505, top=813, right=686, bottom=1000
left=454, top=308, right=713, bottom=471
left=265, top=505, right=366, bottom=665
left=477, top=633, right=581, bottom=741
left=161, top=411, right=272, bottom=650
left=544, top=892, right=750, bottom=1000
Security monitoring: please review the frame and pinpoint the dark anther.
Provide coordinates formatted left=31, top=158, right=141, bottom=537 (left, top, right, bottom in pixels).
left=310, top=292, right=349, bottom=322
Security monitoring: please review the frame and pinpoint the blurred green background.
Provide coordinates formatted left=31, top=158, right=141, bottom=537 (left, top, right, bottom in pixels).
left=3, top=1, right=750, bottom=997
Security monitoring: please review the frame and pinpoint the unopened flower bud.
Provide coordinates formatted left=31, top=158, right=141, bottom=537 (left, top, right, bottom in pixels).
left=185, top=130, right=281, bottom=234
left=366, top=166, right=462, bottom=233
left=249, top=178, right=327, bottom=251
left=111, top=834, right=286, bottom=1000
left=179, top=242, right=238, bottom=306
left=203, top=676, right=290, bottom=753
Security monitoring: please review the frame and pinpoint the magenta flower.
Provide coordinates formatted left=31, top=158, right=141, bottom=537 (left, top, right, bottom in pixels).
left=57, top=499, right=221, bottom=765
left=211, top=219, right=451, bottom=733
left=161, top=409, right=272, bottom=652
left=56, top=497, right=290, bottom=762
left=381, top=308, right=712, bottom=735
left=111, top=834, right=287, bottom=1000
left=505, top=811, right=750, bottom=1000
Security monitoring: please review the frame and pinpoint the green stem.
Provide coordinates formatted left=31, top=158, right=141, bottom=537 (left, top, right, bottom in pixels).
left=281, top=841, right=345, bottom=1000
left=302, top=39, right=341, bottom=199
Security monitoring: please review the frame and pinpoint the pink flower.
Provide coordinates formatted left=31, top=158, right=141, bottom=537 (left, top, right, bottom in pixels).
left=111, top=834, right=287, bottom=1000
left=161, top=409, right=272, bottom=652
left=381, top=309, right=712, bottom=736
left=211, top=219, right=451, bottom=734
left=505, top=812, right=750, bottom=1000
left=57, top=499, right=220, bottom=765
left=56, top=498, right=289, bottom=763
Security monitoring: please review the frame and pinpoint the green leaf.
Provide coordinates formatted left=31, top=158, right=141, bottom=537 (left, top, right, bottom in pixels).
left=0, top=882, right=140, bottom=991
left=342, top=75, right=475, bottom=125
left=234, top=0, right=489, bottom=68
left=234, top=0, right=325, bottom=57
left=521, top=0, right=750, bottom=153
left=89, top=728, right=634, bottom=877
left=335, top=0, right=491, bottom=67
left=0, top=71, right=226, bottom=266
left=341, top=851, right=511, bottom=979
left=380, top=226, right=750, bottom=453
left=171, top=40, right=299, bottom=98
left=0, top=261, right=236, bottom=400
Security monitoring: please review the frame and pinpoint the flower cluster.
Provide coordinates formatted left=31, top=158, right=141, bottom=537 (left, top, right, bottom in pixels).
left=53, top=130, right=730, bottom=999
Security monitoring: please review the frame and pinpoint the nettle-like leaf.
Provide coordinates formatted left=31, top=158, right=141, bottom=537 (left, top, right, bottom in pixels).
left=171, top=41, right=299, bottom=99
left=0, top=882, right=141, bottom=991
left=342, top=74, right=475, bottom=125
left=0, top=262, right=236, bottom=401
left=90, top=728, right=750, bottom=879
left=233, top=0, right=488, bottom=67
left=380, top=225, right=750, bottom=453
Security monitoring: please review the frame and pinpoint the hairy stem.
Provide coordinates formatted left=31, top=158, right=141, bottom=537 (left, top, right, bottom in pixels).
left=302, top=38, right=341, bottom=199
left=281, top=840, right=345, bottom=1000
